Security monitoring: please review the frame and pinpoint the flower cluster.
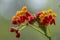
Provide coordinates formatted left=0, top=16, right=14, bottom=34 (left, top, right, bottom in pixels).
left=10, top=6, right=57, bottom=38
left=36, top=9, right=57, bottom=26
left=10, top=6, right=35, bottom=38
left=12, top=6, right=35, bottom=25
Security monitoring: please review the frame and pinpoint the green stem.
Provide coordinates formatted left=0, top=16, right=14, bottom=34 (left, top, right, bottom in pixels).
left=19, top=26, right=26, bottom=31
left=45, top=34, right=51, bottom=40
left=44, top=25, right=51, bottom=40
left=30, top=25, right=45, bottom=35
left=18, top=23, right=28, bottom=31
left=30, top=24, right=51, bottom=40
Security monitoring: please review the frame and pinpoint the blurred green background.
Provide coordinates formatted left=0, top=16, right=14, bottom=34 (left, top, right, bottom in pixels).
left=0, top=0, right=60, bottom=40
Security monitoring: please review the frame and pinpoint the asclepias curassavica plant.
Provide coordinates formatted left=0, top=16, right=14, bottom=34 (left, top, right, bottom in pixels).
left=9, top=6, right=57, bottom=40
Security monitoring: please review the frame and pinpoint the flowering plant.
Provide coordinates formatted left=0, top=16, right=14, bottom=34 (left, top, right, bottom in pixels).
left=9, top=6, right=57, bottom=40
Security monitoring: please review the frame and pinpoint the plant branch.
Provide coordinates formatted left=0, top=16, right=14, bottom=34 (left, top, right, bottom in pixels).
left=30, top=25, right=45, bottom=35
left=30, top=24, right=52, bottom=40
left=19, top=26, right=26, bottom=31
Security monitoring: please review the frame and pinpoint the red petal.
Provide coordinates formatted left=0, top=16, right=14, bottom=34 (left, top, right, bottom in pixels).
left=44, top=17, right=49, bottom=23
left=41, top=19, right=47, bottom=26
left=41, top=21, right=46, bottom=26
left=25, top=12, right=32, bottom=20
left=49, top=15, right=52, bottom=19
left=50, top=19, right=56, bottom=25
left=36, top=12, right=42, bottom=17
left=10, top=27, right=15, bottom=32
left=28, top=16, right=35, bottom=24
left=12, top=20, right=17, bottom=24
left=26, top=12, right=32, bottom=17
left=19, top=16, right=25, bottom=23
left=16, top=32, right=20, bottom=38
left=49, top=15, right=52, bottom=21
left=45, top=16, right=49, bottom=20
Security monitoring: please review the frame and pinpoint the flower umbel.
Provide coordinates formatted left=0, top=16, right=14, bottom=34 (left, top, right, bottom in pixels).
left=36, top=9, right=57, bottom=26
left=10, top=6, right=57, bottom=40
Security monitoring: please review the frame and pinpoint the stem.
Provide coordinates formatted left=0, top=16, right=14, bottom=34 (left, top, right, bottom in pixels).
left=46, top=25, right=51, bottom=40
left=30, top=25, right=45, bottom=35
left=17, top=24, right=28, bottom=31
left=19, top=26, right=26, bottom=31
left=45, top=34, right=51, bottom=40
left=30, top=24, right=52, bottom=40
left=48, top=25, right=51, bottom=36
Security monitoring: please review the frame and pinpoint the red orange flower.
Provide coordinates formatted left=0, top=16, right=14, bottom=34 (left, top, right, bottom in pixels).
left=36, top=9, right=57, bottom=26
left=10, top=6, right=57, bottom=38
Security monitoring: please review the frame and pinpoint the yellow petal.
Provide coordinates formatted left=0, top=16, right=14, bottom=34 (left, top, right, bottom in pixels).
left=12, top=16, right=17, bottom=19
left=16, top=11, right=20, bottom=16
left=22, top=6, right=27, bottom=12
left=47, top=9, right=53, bottom=13
left=39, top=14, right=44, bottom=20
left=51, top=13, right=57, bottom=17
left=42, top=11, right=48, bottom=15
left=16, top=11, right=24, bottom=16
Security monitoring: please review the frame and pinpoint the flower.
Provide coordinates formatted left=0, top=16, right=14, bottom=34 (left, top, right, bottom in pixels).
left=51, top=13, right=57, bottom=18
left=39, top=14, right=44, bottom=20
left=36, top=12, right=42, bottom=17
left=25, top=12, right=35, bottom=24
left=12, top=16, right=17, bottom=20
left=10, top=27, right=15, bottom=32
left=19, top=16, right=25, bottom=23
left=15, top=16, right=25, bottom=25
left=25, top=12, right=32, bottom=20
left=16, top=32, right=20, bottom=38
left=10, top=6, right=57, bottom=38
left=47, top=9, right=53, bottom=13
left=28, top=16, right=35, bottom=24
left=49, top=15, right=52, bottom=20
left=50, top=19, right=55, bottom=25
left=42, top=11, right=48, bottom=15
left=12, top=19, right=17, bottom=24
left=16, top=6, right=28, bottom=16
left=22, top=6, right=27, bottom=13
left=41, top=16, right=49, bottom=26
left=16, top=11, right=24, bottom=16
left=36, top=9, right=57, bottom=26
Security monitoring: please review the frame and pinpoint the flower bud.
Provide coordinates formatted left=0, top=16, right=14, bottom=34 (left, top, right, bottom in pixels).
left=16, top=32, right=20, bottom=38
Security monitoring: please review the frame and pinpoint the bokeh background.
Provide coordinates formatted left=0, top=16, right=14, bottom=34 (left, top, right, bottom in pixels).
left=0, top=0, right=60, bottom=40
